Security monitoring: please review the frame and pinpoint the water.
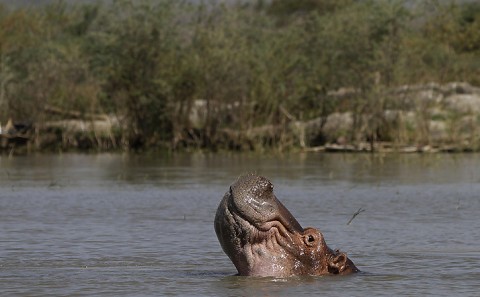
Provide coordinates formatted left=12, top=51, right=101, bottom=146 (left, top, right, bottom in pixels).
left=1, top=153, right=479, bottom=296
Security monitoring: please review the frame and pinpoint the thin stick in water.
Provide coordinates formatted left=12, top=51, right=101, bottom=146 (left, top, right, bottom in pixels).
left=347, top=207, right=365, bottom=225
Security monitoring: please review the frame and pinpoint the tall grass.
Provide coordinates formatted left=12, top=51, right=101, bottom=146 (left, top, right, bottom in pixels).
left=0, top=0, right=479, bottom=151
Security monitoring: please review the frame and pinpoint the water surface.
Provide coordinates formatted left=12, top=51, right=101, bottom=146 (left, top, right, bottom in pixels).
left=1, top=153, right=479, bottom=296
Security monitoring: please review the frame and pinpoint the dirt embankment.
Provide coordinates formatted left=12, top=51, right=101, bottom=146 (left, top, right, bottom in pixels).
left=212, top=82, right=480, bottom=152
left=2, top=82, right=480, bottom=153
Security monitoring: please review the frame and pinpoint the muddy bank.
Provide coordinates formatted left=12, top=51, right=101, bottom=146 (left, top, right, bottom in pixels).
left=207, top=82, right=480, bottom=152
left=1, top=82, right=480, bottom=154
left=302, top=82, right=480, bottom=152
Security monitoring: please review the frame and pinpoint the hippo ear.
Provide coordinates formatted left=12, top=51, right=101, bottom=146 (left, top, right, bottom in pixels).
left=327, top=251, right=348, bottom=274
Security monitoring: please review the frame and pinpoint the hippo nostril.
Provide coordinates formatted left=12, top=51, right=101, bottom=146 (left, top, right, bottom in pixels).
left=328, top=265, right=340, bottom=274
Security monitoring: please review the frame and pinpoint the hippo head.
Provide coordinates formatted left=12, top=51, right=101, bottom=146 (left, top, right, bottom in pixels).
left=214, top=174, right=359, bottom=277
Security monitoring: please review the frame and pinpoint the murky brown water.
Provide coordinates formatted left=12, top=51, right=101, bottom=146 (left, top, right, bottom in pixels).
left=1, top=153, right=479, bottom=296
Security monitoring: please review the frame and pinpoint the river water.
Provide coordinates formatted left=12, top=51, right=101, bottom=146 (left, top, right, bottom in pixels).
left=1, top=153, right=479, bottom=296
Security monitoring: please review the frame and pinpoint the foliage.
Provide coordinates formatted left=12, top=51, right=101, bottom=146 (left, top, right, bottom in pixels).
left=0, top=0, right=478, bottom=151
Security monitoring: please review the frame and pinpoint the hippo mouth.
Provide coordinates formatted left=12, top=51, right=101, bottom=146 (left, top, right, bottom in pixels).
left=225, top=192, right=300, bottom=252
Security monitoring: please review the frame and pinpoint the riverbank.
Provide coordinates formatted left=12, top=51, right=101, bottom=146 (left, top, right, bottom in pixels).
left=2, top=82, right=479, bottom=155
left=0, top=1, right=479, bottom=155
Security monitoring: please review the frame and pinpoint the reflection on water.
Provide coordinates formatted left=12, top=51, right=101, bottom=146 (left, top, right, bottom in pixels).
left=2, top=153, right=479, bottom=186
left=1, top=153, right=479, bottom=296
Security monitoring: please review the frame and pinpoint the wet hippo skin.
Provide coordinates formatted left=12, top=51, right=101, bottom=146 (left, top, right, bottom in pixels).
left=214, top=173, right=359, bottom=277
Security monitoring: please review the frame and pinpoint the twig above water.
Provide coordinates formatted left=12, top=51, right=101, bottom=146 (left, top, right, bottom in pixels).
left=48, top=181, right=56, bottom=188
left=347, top=207, right=365, bottom=225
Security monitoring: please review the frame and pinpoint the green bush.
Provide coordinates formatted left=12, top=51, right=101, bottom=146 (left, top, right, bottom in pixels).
left=0, top=0, right=478, bottom=151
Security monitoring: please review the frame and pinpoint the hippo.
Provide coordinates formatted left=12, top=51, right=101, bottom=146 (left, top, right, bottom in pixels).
left=214, top=173, right=359, bottom=277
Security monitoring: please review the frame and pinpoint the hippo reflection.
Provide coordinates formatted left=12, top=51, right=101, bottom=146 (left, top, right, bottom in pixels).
left=214, top=174, right=359, bottom=277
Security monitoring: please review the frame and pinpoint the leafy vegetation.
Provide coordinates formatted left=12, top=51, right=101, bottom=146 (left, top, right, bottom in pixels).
left=0, top=0, right=479, bottom=152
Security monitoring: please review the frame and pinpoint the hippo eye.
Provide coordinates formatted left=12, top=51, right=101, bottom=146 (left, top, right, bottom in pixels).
left=303, top=230, right=319, bottom=246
